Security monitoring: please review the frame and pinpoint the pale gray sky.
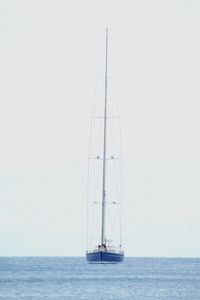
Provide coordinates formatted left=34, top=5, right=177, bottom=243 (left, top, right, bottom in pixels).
left=1, top=0, right=200, bottom=256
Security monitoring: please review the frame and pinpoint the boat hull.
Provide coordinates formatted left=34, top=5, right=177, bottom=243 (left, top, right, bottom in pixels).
left=86, top=251, right=124, bottom=263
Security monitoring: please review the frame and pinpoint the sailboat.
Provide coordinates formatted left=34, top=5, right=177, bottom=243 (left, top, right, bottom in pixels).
left=86, top=28, right=124, bottom=263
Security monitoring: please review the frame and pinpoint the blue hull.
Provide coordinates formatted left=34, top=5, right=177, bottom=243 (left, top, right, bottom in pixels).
left=86, top=251, right=124, bottom=263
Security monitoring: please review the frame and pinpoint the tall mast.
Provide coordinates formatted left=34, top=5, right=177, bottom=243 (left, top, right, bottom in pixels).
left=101, top=28, right=108, bottom=246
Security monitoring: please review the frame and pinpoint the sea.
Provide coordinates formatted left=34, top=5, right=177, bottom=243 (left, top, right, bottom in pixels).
left=0, top=257, right=200, bottom=300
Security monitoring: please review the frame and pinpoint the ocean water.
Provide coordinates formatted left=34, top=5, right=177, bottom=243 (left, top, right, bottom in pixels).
left=0, top=257, right=200, bottom=300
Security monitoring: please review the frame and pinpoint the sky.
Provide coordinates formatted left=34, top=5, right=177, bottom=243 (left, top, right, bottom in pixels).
left=0, top=0, right=200, bottom=256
